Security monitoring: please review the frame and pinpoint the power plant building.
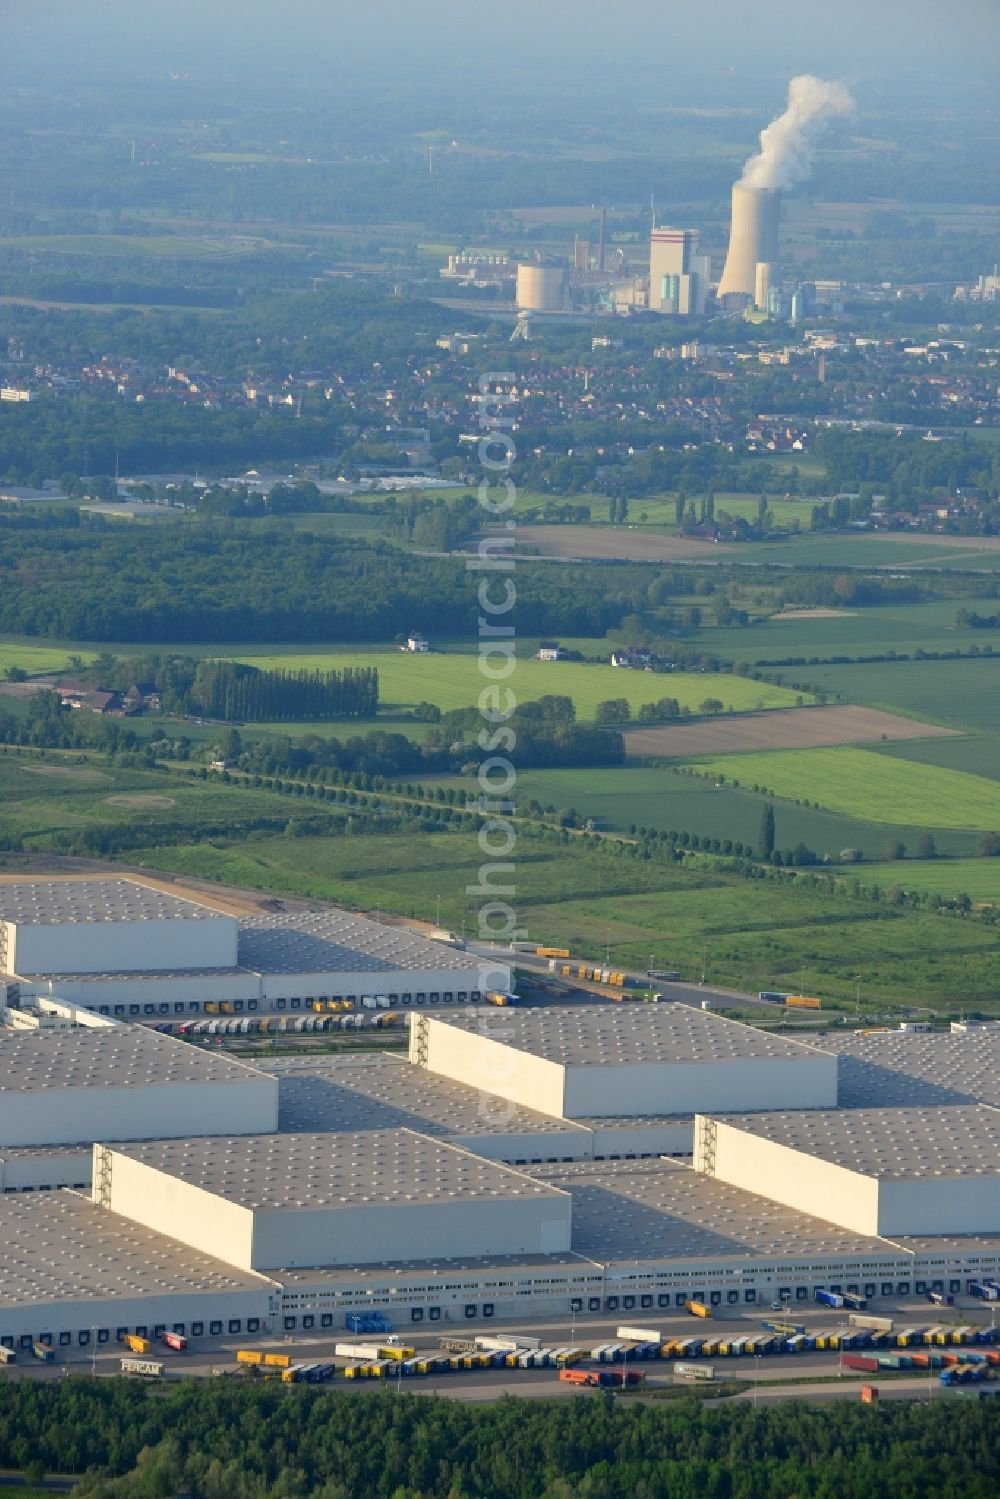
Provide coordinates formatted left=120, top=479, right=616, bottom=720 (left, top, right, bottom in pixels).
left=648, top=227, right=710, bottom=316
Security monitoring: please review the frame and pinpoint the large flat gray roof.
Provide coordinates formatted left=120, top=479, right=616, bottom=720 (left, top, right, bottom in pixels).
left=536, top=1158, right=897, bottom=1264
left=109, top=1129, right=569, bottom=1212
left=0, top=1027, right=268, bottom=1093
left=818, top=1029, right=1000, bottom=1111
left=711, top=1104, right=1000, bottom=1180
left=261, top=1054, right=582, bottom=1139
left=0, top=1191, right=268, bottom=1308
left=0, top=877, right=222, bottom=926
left=239, top=911, right=487, bottom=978
left=429, top=1005, right=826, bottom=1067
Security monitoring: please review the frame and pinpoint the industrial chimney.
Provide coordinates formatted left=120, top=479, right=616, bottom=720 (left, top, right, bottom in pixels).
left=716, top=183, right=781, bottom=305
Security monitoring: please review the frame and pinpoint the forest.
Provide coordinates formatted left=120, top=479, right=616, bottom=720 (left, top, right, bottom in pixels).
left=0, top=1377, right=996, bottom=1498
left=0, top=517, right=642, bottom=642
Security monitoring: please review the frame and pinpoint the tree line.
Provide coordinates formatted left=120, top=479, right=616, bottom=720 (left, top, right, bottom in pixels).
left=190, top=662, right=378, bottom=722
left=0, top=1373, right=996, bottom=1498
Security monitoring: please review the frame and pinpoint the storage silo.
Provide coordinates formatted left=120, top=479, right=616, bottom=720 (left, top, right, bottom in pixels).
left=516, top=262, right=566, bottom=312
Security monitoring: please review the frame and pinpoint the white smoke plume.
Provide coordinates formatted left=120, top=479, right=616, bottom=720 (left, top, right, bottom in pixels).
left=740, top=75, right=855, bottom=192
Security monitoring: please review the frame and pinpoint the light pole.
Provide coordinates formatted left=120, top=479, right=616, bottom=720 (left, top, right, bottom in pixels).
left=855, top=975, right=861, bottom=1016
left=435, top=895, right=441, bottom=930
left=91, top=1325, right=97, bottom=1377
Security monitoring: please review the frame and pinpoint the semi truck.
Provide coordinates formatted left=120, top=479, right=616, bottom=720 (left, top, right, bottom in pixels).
left=849, top=1314, right=893, bottom=1332
left=475, top=1335, right=541, bottom=1353
left=685, top=1300, right=712, bottom=1318
left=0, top=1348, right=15, bottom=1365
left=785, top=995, right=822, bottom=1009
left=674, top=1362, right=714, bottom=1381
left=32, top=1343, right=54, bottom=1362
left=815, top=1290, right=846, bottom=1309
left=617, top=1326, right=661, bottom=1343
left=121, top=1358, right=165, bottom=1378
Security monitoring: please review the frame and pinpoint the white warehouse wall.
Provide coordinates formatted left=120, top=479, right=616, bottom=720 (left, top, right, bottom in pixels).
left=0, top=1075, right=277, bottom=1148
left=103, top=1149, right=257, bottom=1271
left=21, top=971, right=260, bottom=1007
left=699, top=1117, right=881, bottom=1236
left=563, top=1054, right=837, bottom=1120
left=250, top=1191, right=573, bottom=1269
left=418, top=1018, right=566, bottom=1117
left=260, top=965, right=494, bottom=1003
left=10, top=914, right=238, bottom=976
left=876, top=1176, right=1000, bottom=1236
left=0, top=1284, right=274, bottom=1343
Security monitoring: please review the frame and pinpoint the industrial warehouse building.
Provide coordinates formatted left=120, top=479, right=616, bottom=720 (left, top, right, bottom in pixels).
left=410, top=1006, right=838, bottom=1118
left=694, top=1105, right=1000, bottom=1236
left=0, top=870, right=999, bottom=1353
left=0, top=1027, right=277, bottom=1150
left=97, top=1130, right=573, bottom=1270
left=2, top=875, right=503, bottom=1015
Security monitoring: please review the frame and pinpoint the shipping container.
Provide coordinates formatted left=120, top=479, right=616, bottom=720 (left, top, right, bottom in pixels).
left=785, top=995, right=822, bottom=1009
left=849, top=1314, right=893, bottom=1332
left=536, top=948, right=570, bottom=959
left=263, top=1352, right=292, bottom=1369
left=815, top=1290, right=845, bottom=1309
left=161, top=1332, right=187, bottom=1351
left=237, top=1350, right=264, bottom=1366
left=841, top=1354, right=880, bottom=1373
left=674, top=1362, right=714, bottom=1381
left=860, top=1384, right=879, bottom=1404
left=124, top=1335, right=152, bottom=1355
left=686, top=1300, right=712, bottom=1318
left=0, top=1348, right=14, bottom=1365
left=32, top=1343, right=54, bottom=1362
left=616, top=1326, right=661, bottom=1343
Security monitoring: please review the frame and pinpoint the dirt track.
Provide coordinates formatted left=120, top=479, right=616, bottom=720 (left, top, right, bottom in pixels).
left=623, top=704, right=958, bottom=758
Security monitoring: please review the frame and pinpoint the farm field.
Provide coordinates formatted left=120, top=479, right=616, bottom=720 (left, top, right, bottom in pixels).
left=143, top=830, right=1000, bottom=1010
left=623, top=705, right=956, bottom=758
left=511, top=526, right=735, bottom=562
left=692, top=746, right=1000, bottom=830
left=0, top=753, right=304, bottom=850
left=852, top=859, right=1000, bottom=905
left=612, top=494, right=816, bottom=531
left=228, top=650, right=808, bottom=719
left=687, top=598, right=987, bottom=665
left=420, top=766, right=979, bottom=861
left=0, top=644, right=96, bottom=678
left=801, top=657, right=1000, bottom=733
left=729, top=534, right=1000, bottom=569
left=866, top=733, right=1000, bottom=783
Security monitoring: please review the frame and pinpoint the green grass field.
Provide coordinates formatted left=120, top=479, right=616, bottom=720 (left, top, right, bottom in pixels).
left=856, top=858, right=1000, bottom=904
left=688, top=598, right=983, bottom=666
left=733, top=535, right=1000, bottom=569
left=867, top=733, right=1000, bottom=783
left=0, top=645, right=96, bottom=677
left=144, top=829, right=1000, bottom=1010
left=802, top=658, right=1000, bottom=734
left=228, top=650, right=807, bottom=719
left=0, top=753, right=303, bottom=849
left=422, top=766, right=979, bottom=861
left=693, top=746, right=1000, bottom=831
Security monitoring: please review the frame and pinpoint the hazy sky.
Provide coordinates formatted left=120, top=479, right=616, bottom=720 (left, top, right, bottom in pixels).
left=7, top=0, right=999, bottom=80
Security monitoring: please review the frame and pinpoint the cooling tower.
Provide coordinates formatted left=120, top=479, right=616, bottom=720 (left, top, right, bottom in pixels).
left=717, top=184, right=781, bottom=304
